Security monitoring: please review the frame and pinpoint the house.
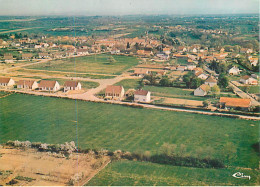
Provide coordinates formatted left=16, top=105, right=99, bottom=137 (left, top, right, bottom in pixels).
left=228, top=66, right=240, bottom=75
left=66, top=50, right=75, bottom=57
left=240, top=75, right=258, bottom=85
left=219, top=97, right=251, bottom=110
left=240, top=48, right=253, bottom=54
left=64, top=81, right=82, bottom=92
left=248, top=57, right=258, bottom=66
left=156, top=53, right=169, bottom=60
left=0, top=77, right=15, bottom=87
left=38, top=80, right=60, bottom=92
left=194, top=84, right=210, bottom=96
left=17, top=80, right=38, bottom=90
left=4, top=53, right=13, bottom=63
left=176, top=65, right=187, bottom=71
left=105, top=85, right=125, bottom=100
left=186, top=63, right=196, bottom=71
left=52, top=52, right=64, bottom=59
left=178, top=46, right=187, bottom=52
left=205, top=76, right=217, bottom=87
left=111, top=49, right=120, bottom=55
left=22, top=53, right=33, bottom=60
left=195, top=71, right=208, bottom=80
left=38, top=53, right=49, bottom=59
left=137, top=50, right=153, bottom=57
left=162, top=48, right=171, bottom=55
left=134, top=89, right=151, bottom=103
left=76, top=49, right=89, bottom=56
left=134, top=68, right=149, bottom=76
left=193, top=67, right=203, bottom=74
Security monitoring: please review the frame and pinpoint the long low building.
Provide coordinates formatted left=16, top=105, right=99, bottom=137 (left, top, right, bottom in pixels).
left=219, top=97, right=251, bottom=111
left=64, top=81, right=82, bottom=92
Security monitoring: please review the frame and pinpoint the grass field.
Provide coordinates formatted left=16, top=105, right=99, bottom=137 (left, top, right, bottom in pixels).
left=239, top=86, right=260, bottom=94
left=114, top=79, right=141, bottom=91
left=87, top=160, right=259, bottom=186
left=26, top=54, right=139, bottom=75
left=0, top=93, right=258, bottom=169
left=143, top=85, right=208, bottom=101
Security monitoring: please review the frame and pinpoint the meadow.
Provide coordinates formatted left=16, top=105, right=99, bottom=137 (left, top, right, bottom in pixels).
left=0, top=93, right=258, bottom=169
left=26, top=54, right=139, bottom=75
left=87, top=160, right=259, bottom=186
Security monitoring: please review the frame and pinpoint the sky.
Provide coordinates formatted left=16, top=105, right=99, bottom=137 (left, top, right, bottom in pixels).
left=0, top=0, right=259, bottom=16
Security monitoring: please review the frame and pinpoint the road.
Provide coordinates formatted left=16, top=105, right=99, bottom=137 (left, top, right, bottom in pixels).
left=229, top=81, right=260, bottom=106
left=1, top=88, right=259, bottom=121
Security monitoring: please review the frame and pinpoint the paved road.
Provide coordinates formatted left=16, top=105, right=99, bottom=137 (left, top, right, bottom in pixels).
left=229, top=81, right=260, bottom=106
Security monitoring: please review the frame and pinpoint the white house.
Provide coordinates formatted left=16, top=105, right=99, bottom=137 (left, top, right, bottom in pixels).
left=195, top=71, right=208, bottom=80
left=64, top=81, right=82, bottom=92
left=186, top=63, right=196, bottom=71
left=38, top=80, right=60, bottom=92
left=0, top=77, right=15, bottom=87
left=205, top=76, right=217, bottom=87
left=17, top=80, right=38, bottom=90
left=240, top=75, right=258, bottom=85
left=177, top=65, right=187, bottom=71
left=228, top=66, right=240, bottom=75
left=134, top=89, right=151, bottom=103
left=194, top=84, right=210, bottom=96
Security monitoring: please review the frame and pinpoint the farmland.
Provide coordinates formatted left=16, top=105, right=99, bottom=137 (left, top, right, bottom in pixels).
left=0, top=93, right=258, bottom=169
left=26, top=54, right=139, bottom=75
left=87, top=160, right=259, bottom=186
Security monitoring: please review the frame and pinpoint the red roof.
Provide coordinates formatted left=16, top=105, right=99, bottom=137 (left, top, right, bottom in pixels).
left=39, top=80, right=57, bottom=88
left=105, top=85, right=123, bottom=94
left=134, top=89, right=149, bottom=96
left=0, top=77, right=11, bottom=84
left=64, top=81, right=80, bottom=88
left=17, top=80, right=36, bottom=87
left=219, top=97, right=251, bottom=108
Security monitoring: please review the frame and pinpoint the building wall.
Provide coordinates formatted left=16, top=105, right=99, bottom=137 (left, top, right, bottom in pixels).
left=194, top=88, right=206, bottom=96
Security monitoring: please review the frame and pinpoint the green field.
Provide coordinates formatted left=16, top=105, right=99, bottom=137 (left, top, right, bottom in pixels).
left=26, top=54, right=139, bottom=75
left=114, top=79, right=141, bottom=91
left=239, top=86, right=260, bottom=94
left=0, top=93, right=258, bottom=169
left=87, top=160, right=259, bottom=186
left=143, top=85, right=208, bottom=101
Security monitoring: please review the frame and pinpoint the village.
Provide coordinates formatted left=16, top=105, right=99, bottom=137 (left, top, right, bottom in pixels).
left=0, top=32, right=259, bottom=114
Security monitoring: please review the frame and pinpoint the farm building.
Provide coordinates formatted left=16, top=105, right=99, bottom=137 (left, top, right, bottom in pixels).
left=219, top=97, right=251, bottom=111
left=240, top=75, right=258, bottom=85
left=0, top=77, right=15, bottom=87
left=194, top=84, right=210, bottom=96
left=17, top=80, right=38, bottom=90
left=38, top=80, right=60, bottom=92
left=64, top=81, right=82, bottom=92
left=105, top=85, right=125, bottom=100
left=134, top=89, right=151, bottom=103
left=205, top=76, right=217, bottom=87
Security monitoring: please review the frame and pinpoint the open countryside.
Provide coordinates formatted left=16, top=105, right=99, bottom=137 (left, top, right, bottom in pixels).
left=0, top=0, right=259, bottom=186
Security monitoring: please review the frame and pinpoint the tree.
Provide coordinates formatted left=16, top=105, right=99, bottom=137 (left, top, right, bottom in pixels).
left=108, top=56, right=116, bottom=63
left=159, top=77, right=171, bottom=87
left=203, top=100, right=209, bottom=107
left=218, top=74, right=229, bottom=88
left=191, top=78, right=203, bottom=89
left=126, top=42, right=130, bottom=49
left=211, top=85, right=220, bottom=97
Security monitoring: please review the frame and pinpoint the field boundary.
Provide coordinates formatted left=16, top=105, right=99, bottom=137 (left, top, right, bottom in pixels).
left=80, top=160, right=111, bottom=186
